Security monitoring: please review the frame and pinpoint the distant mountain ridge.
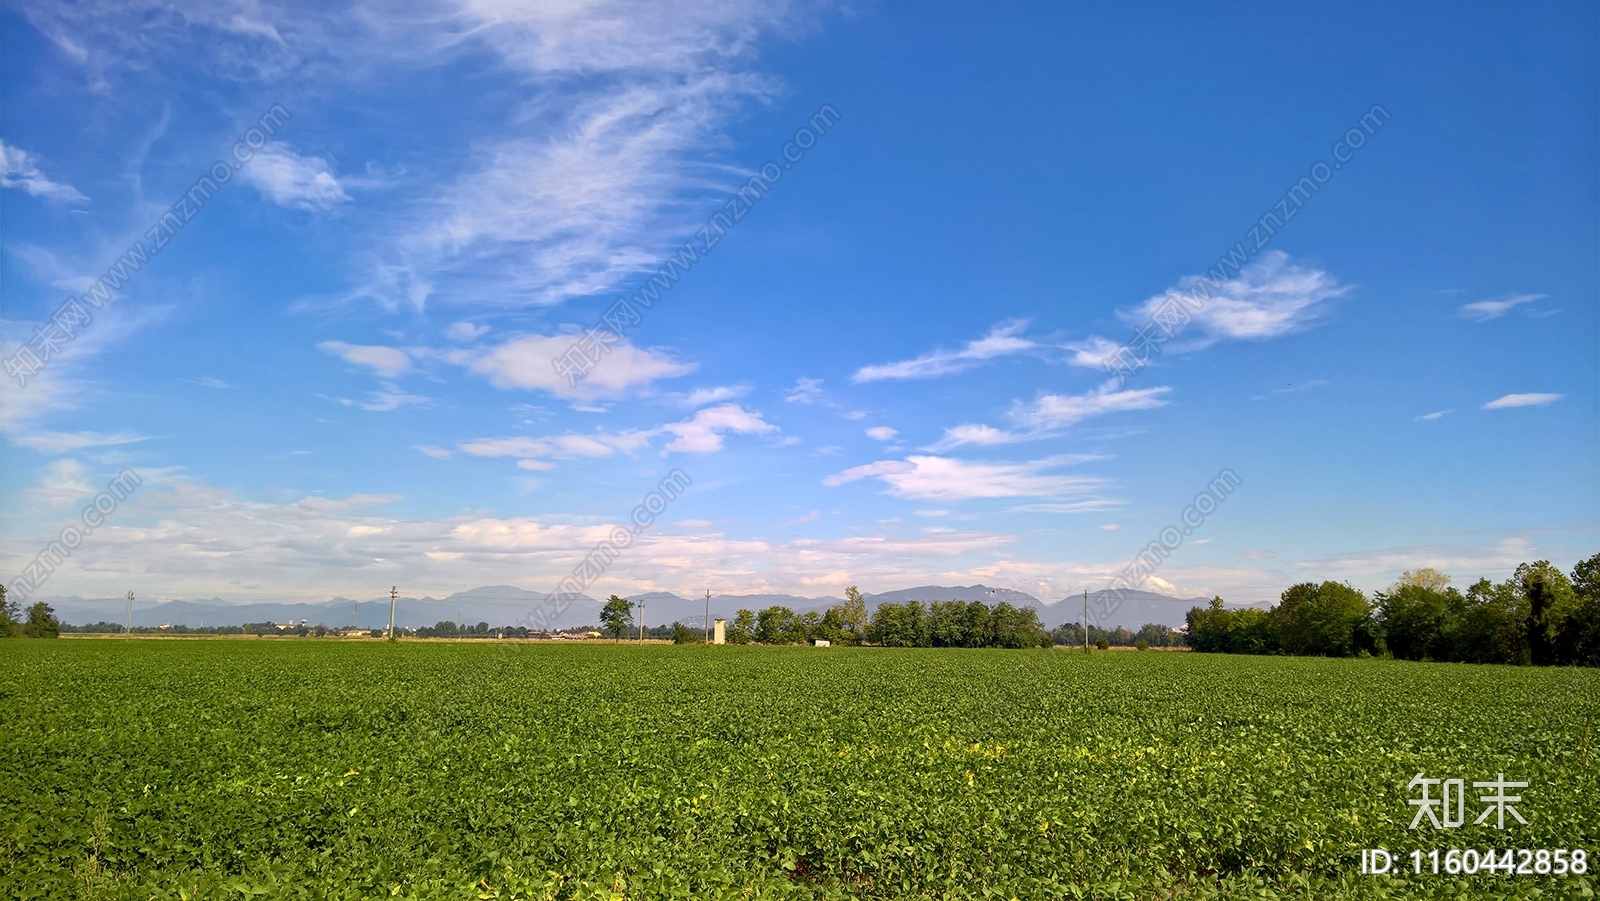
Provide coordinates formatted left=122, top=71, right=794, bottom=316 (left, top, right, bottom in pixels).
left=37, top=584, right=1242, bottom=631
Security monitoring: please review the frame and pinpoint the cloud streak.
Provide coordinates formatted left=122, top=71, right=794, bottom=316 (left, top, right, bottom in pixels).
left=825, top=454, right=1108, bottom=502
left=853, top=320, right=1037, bottom=383
left=1459, top=294, right=1543, bottom=322
left=1483, top=393, right=1563, bottom=409
left=0, top=140, right=88, bottom=204
left=930, top=380, right=1170, bottom=449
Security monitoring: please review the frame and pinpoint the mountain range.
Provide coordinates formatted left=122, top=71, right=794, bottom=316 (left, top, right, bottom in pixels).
left=36, top=584, right=1233, bottom=632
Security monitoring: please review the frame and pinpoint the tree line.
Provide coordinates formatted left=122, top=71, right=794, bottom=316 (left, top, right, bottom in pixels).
left=0, top=589, right=60, bottom=638
left=1187, top=554, right=1600, bottom=666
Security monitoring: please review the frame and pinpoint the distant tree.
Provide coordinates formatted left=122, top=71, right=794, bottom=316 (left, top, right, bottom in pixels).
left=756, top=606, right=800, bottom=644
left=1229, top=608, right=1277, bottom=654
left=1446, top=578, right=1526, bottom=664
left=1516, top=561, right=1575, bottom=667
left=600, top=595, right=633, bottom=642
left=727, top=609, right=756, bottom=644
left=1563, top=553, right=1600, bottom=666
left=670, top=621, right=700, bottom=644
left=1272, top=582, right=1372, bottom=657
left=0, top=584, right=14, bottom=637
left=1375, top=584, right=1459, bottom=661
left=960, top=601, right=991, bottom=648
left=840, top=586, right=869, bottom=639
left=1134, top=640, right=1149, bottom=651
left=990, top=602, right=1048, bottom=648
left=815, top=606, right=849, bottom=645
left=928, top=600, right=968, bottom=647
left=1133, top=623, right=1179, bottom=648
left=1185, top=597, right=1230, bottom=652
left=1395, top=568, right=1453, bottom=593
left=868, top=601, right=927, bottom=647
left=22, top=602, right=60, bottom=639
left=1095, top=636, right=1110, bottom=651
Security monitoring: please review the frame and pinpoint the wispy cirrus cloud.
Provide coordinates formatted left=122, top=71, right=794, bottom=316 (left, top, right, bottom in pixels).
left=322, top=382, right=430, bottom=412
left=824, top=454, right=1108, bottom=502
left=0, top=140, right=87, bottom=204
left=9, top=429, right=152, bottom=454
left=459, top=428, right=656, bottom=470
left=929, top=380, right=1170, bottom=450
left=1123, top=251, right=1347, bottom=347
left=1483, top=392, right=1563, bottom=409
left=457, top=403, right=777, bottom=469
left=853, top=320, right=1037, bottom=383
left=1458, top=293, right=1543, bottom=322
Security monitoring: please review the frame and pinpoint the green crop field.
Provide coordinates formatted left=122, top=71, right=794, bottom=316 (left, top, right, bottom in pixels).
left=1, top=641, right=1595, bottom=900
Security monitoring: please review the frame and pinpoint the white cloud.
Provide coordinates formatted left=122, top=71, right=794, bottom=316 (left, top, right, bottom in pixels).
left=455, top=333, right=694, bottom=399
left=324, top=383, right=431, bottom=412
left=317, top=340, right=412, bottom=378
left=458, top=428, right=656, bottom=467
left=9, top=430, right=151, bottom=454
left=853, top=320, right=1036, bottom=383
left=237, top=142, right=350, bottom=211
left=824, top=454, right=1107, bottom=502
left=454, top=405, right=779, bottom=466
left=34, top=458, right=94, bottom=503
left=660, top=403, right=777, bottom=453
left=1417, top=410, right=1450, bottom=421
left=1012, top=382, right=1171, bottom=431
left=1061, top=336, right=1124, bottom=369
left=865, top=426, right=898, bottom=441
left=1459, top=294, right=1543, bottom=322
left=669, top=384, right=751, bottom=407
left=0, top=140, right=87, bottom=204
left=930, top=380, right=1170, bottom=449
left=362, top=383, right=431, bottom=412
left=445, top=321, right=491, bottom=342
left=413, top=444, right=454, bottom=460
left=1099, top=523, right=1119, bottom=531
left=784, top=377, right=824, bottom=404
left=1483, top=393, right=1563, bottom=409
left=776, top=510, right=819, bottom=528
left=23, top=1, right=817, bottom=310
left=1125, top=251, right=1346, bottom=347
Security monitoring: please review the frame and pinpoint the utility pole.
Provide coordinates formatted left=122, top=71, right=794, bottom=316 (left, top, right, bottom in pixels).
left=637, top=597, right=645, bottom=642
left=705, top=589, right=711, bottom=643
left=353, top=599, right=359, bottom=630
left=388, top=586, right=397, bottom=640
left=1083, top=589, right=1089, bottom=654
left=125, top=591, right=134, bottom=636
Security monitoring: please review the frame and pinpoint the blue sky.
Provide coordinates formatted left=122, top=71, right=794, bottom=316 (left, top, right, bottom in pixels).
left=2, top=1, right=1595, bottom=610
